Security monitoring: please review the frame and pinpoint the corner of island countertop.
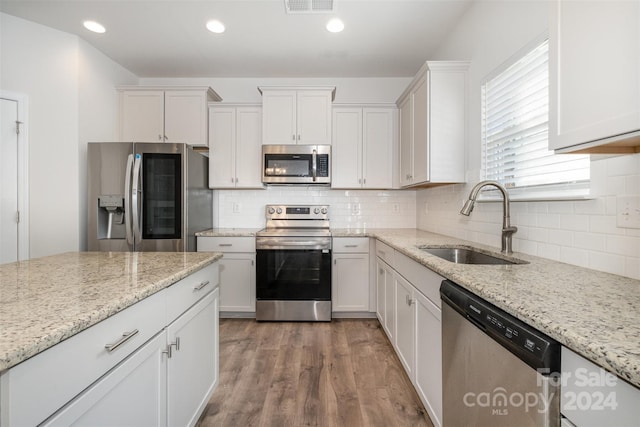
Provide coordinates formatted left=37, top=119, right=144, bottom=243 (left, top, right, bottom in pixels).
left=0, top=250, right=223, bottom=372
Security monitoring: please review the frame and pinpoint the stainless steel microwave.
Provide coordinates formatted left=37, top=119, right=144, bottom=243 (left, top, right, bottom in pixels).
left=262, top=145, right=331, bottom=185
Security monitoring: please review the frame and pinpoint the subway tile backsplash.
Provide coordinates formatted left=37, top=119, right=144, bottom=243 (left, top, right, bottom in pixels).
left=214, top=187, right=417, bottom=230
left=417, top=154, right=640, bottom=280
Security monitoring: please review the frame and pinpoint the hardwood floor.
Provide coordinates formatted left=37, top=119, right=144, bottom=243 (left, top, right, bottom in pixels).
left=197, top=318, right=434, bottom=427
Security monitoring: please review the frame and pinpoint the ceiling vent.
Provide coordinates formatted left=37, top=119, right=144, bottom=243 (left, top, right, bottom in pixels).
left=284, top=0, right=334, bottom=14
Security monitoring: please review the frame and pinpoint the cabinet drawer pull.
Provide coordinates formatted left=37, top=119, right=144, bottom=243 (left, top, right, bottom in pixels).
left=218, top=243, right=233, bottom=247
left=344, top=244, right=358, bottom=248
left=193, top=280, right=210, bottom=291
left=378, top=250, right=386, bottom=257
left=105, top=329, right=139, bottom=353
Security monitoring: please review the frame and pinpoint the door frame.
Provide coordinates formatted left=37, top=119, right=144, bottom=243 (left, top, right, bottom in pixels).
left=1, top=91, right=30, bottom=261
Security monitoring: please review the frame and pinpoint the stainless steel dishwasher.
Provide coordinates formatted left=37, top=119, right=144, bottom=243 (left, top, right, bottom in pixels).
left=440, top=280, right=561, bottom=427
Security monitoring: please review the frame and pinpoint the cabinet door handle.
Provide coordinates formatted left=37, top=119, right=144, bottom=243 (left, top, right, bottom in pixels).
left=193, top=280, right=210, bottom=291
left=235, top=177, right=239, bottom=183
left=292, top=134, right=296, bottom=141
left=158, top=134, right=163, bottom=141
left=162, top=344, right=172, bottom=359
left=170, top=337, right=181, bottom=352
left=379, top=268, right=384, bottom=274
left=378, top=250, right=386, bottom=257
left=105, top=329, right=139, bottom=353
left=297, top=134, right=301, bottom=141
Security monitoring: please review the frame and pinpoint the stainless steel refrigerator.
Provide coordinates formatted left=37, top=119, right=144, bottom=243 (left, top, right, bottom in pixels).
left=87, top=142, right=212, bottom=252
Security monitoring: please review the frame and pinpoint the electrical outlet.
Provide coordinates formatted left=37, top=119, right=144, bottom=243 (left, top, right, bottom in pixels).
left=232, top=203, right=241, bottom=214
left=393, top=203, right=400, bottom=213
left=351, top=203, right=360, bottom=214
left=616, top=195, right=640, bottom=229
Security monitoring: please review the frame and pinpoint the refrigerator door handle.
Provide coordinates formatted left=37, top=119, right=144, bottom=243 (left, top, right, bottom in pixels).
left=124, top=154, right=134, bottom=246
left=132, top=153, right=143, bottom=245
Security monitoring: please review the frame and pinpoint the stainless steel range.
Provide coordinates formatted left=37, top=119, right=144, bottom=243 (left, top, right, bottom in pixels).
left=255, top=205, right=331, bottom=321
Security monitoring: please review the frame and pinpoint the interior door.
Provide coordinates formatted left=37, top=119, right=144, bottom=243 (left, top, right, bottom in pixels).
left=1, top=98, right=19, bottom=263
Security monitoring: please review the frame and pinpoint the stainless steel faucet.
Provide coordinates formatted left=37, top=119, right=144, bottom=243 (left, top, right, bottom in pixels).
left=460, top=180, right=517, bottom=254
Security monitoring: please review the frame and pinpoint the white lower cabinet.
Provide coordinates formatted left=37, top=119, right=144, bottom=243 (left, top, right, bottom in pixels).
left=332, top=237, right=370, bottom=313
left=1, top=263, right=220, bottom=427
left=41, top=332, right=168, bottom=426
left=561, top=346, right=640, bottom=427
left=375, top=240, right=443, bottom=427
left=394, top=273, right=415, bottom=378
left=197, top=236, right=256, bottom=314
left=167, top=288, right=219, bottom=427
left=414, top=290, right=442, bottom=427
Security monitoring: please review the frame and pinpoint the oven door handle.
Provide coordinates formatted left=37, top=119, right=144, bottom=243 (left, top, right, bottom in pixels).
left=257, top=239, right=330, bottom=250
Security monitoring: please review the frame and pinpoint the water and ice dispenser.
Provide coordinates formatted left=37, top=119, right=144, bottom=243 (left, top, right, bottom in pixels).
left=97, top=195, right=125, bottom=240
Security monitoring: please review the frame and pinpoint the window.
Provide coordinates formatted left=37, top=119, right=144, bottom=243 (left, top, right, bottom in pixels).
left=481, top=38, right=590, bottom=200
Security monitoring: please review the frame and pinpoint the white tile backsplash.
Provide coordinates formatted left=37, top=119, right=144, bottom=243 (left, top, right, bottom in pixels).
left=417, top=153, right=640, bottom=280
left=214, top=187, right=416, bottom=229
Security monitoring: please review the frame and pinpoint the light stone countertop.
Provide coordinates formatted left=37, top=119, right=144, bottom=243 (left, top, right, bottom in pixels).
left=196, top=228, right=262, bottom=237
left=332, top=228, right=640, bottom=389
left=0, top=251, right=222, bottom=372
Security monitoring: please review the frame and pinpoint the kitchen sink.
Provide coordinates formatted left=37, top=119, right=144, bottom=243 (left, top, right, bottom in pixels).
left=419, top=246, right=527, bottom=265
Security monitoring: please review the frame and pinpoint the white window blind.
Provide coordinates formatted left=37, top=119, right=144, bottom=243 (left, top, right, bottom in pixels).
left=481, top=39, right=590, bottom=200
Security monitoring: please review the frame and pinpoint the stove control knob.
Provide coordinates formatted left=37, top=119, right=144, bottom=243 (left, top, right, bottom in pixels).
left=314, top=207, right=320, bottom=214
left=268, top=207, right=275, bottom=214
left=276, top=207, right=283, bottom=214
left=321, top=207, right=328, bottom=214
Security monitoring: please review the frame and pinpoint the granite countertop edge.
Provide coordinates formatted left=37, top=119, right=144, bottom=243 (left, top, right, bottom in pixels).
left=0, top=251, right=223, bottom=372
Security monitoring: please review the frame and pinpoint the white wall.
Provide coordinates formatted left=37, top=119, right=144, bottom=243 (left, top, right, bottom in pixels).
left=0, top=13, right=138, bottom=257
left=1, top=14, right=79, bottom=258
left=416, top=1, right=640, bottom=280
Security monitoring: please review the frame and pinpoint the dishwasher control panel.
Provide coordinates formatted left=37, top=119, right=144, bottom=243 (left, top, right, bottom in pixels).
left=441, top=279, right=561, bottom=372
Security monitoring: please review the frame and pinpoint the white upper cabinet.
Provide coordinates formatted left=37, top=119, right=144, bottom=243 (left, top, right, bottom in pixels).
left=259, top=86, right=335, bottom=145
left=208, top=105, right=263, bottom=189
left=549, top=0, right=640, bottom=153
left=396, top=61, right=469, bottom=188
left=118, top=86, right=222, bottom=147
left=332, top=106, right=396, bottom=189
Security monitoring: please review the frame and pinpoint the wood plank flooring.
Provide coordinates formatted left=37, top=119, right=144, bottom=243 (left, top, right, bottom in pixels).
left=197, top=318, right=434, bottom=427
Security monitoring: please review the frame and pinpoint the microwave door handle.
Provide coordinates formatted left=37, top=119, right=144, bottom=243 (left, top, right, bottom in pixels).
left=132, top=154, right=143, bottom=246
left=124, top=154, right=134, bottom=246
left=312, top=149, right=317, bottom=182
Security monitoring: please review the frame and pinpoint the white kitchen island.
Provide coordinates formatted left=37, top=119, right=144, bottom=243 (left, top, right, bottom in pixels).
left=0, top=251, right=222, bottom=427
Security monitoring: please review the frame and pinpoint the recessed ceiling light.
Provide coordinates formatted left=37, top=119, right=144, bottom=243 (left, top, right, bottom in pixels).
left=206, top=20, right=226, bottom=34
left=326, top=18, right=344, bottom=33
left=83, top=20, right=106, bottom=34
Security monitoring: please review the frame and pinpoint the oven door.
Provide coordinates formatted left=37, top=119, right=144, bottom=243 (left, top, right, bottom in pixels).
left=255, top=237, right=332, bottom=321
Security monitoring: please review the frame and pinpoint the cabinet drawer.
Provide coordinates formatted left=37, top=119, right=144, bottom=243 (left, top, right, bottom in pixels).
left=395, top=252, right=442, bottom=308
left=197, top=236, right=255, bottom=253
left=165, top=263, right=219, bottom=323
left=1, top=290, right=166, bottom=427
left=333, top=237, right=369, bottom=253
left=375, top=240, right=395, bottom=266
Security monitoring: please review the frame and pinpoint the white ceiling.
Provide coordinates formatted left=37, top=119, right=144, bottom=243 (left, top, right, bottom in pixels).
left=0, top=0, right=473, bottom=78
